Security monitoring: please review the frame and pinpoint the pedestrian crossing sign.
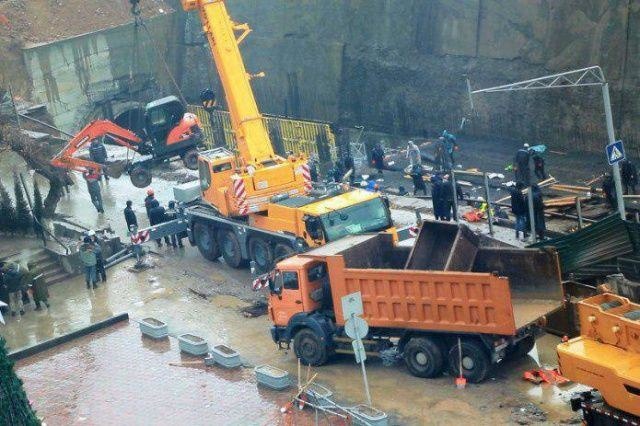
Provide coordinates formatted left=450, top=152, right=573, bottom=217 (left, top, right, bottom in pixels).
left=606, top=140, right=625, bottom=165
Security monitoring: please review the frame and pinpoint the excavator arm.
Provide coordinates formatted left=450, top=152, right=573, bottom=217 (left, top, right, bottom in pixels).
left=50, top=120, right=143, bottom=173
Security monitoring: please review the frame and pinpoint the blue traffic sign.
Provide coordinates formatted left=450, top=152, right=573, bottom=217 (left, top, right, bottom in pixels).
left=606, top=140, right=625, bottom=165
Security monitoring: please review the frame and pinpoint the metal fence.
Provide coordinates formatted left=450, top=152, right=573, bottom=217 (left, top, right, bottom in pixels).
left=188, top=105, right=337, bottom=165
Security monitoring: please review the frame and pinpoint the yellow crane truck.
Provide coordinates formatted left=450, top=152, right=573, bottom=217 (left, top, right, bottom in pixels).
left=557, top=293, right=640, bottom=425
left=177, top=1, right=396, bottom=271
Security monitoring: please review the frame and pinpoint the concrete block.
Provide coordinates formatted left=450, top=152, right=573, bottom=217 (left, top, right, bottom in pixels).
left=177, top=334, right=209, bottom=356
left=173, top=181, right=201, bottom=204
left=350, top=405, right=389, bottom=426
left=210, top=344, right=242, bottom=368
left=139, top=318, right=168, bottom=339
left=254, top=365, right=290, bottom=390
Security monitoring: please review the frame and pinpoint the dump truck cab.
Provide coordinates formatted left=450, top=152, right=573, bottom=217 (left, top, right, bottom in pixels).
left=268, top=255, right=326, bottom=327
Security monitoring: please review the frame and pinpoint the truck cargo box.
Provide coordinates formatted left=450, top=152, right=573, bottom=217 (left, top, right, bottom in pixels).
left=304, top=232, right=563, bottom=337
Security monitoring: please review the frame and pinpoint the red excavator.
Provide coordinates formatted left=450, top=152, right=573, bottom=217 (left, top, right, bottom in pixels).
left=51, top=96, right=202, bottom=188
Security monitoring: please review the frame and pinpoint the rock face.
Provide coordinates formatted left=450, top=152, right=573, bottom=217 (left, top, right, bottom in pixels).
left=179, top=0, right=639, bottom=153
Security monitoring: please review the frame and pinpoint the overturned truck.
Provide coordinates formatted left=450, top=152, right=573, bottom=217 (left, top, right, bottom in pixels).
left=267, top=220, right=565, bottom=383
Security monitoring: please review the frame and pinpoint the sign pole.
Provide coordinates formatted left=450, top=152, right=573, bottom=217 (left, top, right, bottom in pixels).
left=352, top=312, right=372, bottom=407
left=602, top=83, right=626, bottom=219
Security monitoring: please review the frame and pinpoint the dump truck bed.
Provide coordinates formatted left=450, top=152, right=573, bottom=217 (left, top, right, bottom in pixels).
left=304, top=232, right=564, bottom=337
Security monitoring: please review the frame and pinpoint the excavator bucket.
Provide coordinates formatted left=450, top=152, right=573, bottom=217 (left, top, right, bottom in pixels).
left=104, top=160, right=129, bottom=178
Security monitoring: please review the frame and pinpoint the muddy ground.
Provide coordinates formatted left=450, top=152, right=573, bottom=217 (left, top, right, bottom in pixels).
left=4, top=244, right=585, bottom=425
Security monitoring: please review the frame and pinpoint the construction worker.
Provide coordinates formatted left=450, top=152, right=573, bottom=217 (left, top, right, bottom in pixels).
left=149, top=202, right=171, bottom=247
left=89, top=230, right=107, bottom=283
left=30, top=270, right=50, bottom=311
left=89, top=139, right=109, bottom=181
left=602, top=172, right=617, bottom=207
left=342, top=151, right=355, bottom=185
left=406, top=140, right=422, bottom=168
left=124, top=200, right=138, bottom=230
left=165, top=201, right=184, bottom=248
left=442, top=130, right=458, bottom=166
left=308, top=156, right=319, bottom=182
left=83, top=168, right=104, bottom=213
left=514, top=143, right=531, bottom=187
left=144, top=188, right=159, bottom=223
left=510, top=183, right=528, bottom=240
left=2, top=262, right=25, bottom=316
left=621, top=159, right=638, bottom=195
left=371, top=143, right=385, bottom=176
left=440, top=175, right=455, bottom=221
left=434, top=137, right=451, bottom=171
left=79, top=236, right=98, bottom=289
left=410, top=164, right=427, bottom=196
left=533, top=153, right=546, bottom=180
left=431, top=174, right=444, bottom=219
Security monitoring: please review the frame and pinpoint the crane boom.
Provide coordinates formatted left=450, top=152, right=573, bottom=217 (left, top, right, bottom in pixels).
left=183, top=0, right=275, bottom=165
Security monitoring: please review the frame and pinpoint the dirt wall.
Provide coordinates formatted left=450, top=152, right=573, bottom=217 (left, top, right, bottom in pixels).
left=179, top=0, right=639, bottom=155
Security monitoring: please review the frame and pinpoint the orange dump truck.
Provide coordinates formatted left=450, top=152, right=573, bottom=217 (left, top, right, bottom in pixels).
left=268, top=223, right=564, bottom=383
left=557, top=293, right=640, bottom=423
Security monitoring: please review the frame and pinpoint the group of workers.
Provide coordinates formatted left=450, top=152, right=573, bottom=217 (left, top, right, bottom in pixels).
left=142, top=189, right=185, bottom=248
left=0, top=261, right=50, bottom=318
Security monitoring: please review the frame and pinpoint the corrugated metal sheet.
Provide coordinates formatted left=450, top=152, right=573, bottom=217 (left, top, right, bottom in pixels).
left=531, top=215, right=633, bottom=274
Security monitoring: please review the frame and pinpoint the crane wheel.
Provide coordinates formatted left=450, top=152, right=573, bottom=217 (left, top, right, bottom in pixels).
left=293, top=328, right=328, bottom=366
left=130, top=166, right=152, bottom=188
left=182, top=148, right=199, bottom=170
left=404, top=336, right=445, bottom=378
left=218, top=229, right=243, bottom=268
left=447, top=338, right=491, bottom=383
left=249, top=238, right=274, bottom=273
left=193, top=222, right=220, bottom=261
left=273, top=243, right=295, bottom=262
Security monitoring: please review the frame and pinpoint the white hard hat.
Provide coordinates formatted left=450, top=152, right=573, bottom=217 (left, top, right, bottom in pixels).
left=523, top=143, right=530, bottom=148
left=87, top=230, right=96, bottom=237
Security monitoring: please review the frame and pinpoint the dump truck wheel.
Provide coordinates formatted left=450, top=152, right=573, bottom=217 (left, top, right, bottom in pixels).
left=218, top=229, right=243, bottom=268
left=249, top=238, right=273, bottom=272
left=130, top=166, right=152, bottom=188
left=404, top=337, right=444, bottom=378
left=182, top=148, right=199, bottom=170
left=447, top=339, right=491, bottom=383
left=273, top=243, right=294, bottom=262
left=294, top=328, right=328, bottom=366
left=194, top=222, right=220, bottom=261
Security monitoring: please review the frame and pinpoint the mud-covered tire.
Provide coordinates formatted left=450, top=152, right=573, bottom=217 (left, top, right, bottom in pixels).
left=182, top=148, right=199, bottom=170
left=249, top=237, right=273, bottom=273
left=273, top=243, right=295, bottom=262
left=447, top=338, right=491, bottom=383
left=130, top=166, right=152, bottom=188
left=293, top=328, right=328, bottom=366
left=218, top=229, right=243, bottom=268
left=404, top=336, right=445, bottom=378
left=193, top=222, right=220, bottom=261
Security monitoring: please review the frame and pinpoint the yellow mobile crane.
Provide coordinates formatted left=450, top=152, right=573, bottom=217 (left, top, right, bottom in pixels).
left=179, top=0, right=396, bottom=271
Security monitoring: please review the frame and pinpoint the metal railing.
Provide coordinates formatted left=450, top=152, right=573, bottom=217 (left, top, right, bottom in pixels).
left=188, top=105, right=338, bottom=164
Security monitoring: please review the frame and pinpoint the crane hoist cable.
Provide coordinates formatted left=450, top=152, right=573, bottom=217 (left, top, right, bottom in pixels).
left=127, top=0, right=187, bottom=105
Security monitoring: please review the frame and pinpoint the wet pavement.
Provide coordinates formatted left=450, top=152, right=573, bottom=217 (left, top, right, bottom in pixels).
left=1, top=242, right=583, bottom=425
